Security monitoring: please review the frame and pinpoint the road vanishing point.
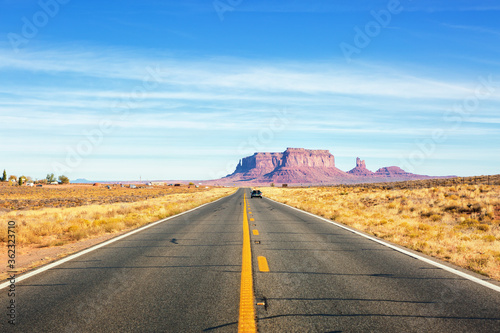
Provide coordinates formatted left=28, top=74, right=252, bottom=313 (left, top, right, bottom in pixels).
left=1, top=188, right=500, bottom=332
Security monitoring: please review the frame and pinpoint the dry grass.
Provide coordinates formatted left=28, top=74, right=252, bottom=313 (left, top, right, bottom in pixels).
left=0, top=187, right=236, bottom=248
left=0, top=184, right=212, bottom=210
left=262, top=184, right=500, bottom=281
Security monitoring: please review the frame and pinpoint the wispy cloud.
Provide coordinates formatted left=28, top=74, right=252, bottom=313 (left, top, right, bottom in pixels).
left=231, top=1, right=500, bottom=14
left=441, top=23, right=500, bottom=37
left=1, top=42, right=499, bottom=179
left=0, top=46, right=494, bottom=101
left=405, top=2, right=500, bottom=13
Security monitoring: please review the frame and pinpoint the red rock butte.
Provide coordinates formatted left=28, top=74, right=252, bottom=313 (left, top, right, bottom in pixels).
left=217, top=148, right=450, bottom=185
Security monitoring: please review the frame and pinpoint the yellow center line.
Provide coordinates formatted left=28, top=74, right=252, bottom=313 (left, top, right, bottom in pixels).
left=238, top=194, right=257, bottom=332
left=252, top=230, right=259, bottom=236
left=258, top=256, right=270, bottom=272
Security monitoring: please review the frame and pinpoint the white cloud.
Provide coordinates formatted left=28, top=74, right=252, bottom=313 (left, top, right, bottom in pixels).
left=441, top=23, right=500, bottom=37
left=1, top=44, right=499, bottom=179
left=1, top=46, right=497, bottom=102
left=466, top=117, right=500, bottom=124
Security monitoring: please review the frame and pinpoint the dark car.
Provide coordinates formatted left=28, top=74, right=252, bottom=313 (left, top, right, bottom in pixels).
left=251, top=190, right=262, bottom=198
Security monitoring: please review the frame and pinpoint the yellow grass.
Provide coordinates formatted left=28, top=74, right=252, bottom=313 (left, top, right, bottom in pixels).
left=0, top=187, right=236, bottom=248
left=262, top=185, right=500, bottom=281
left=0, top=183, right=215, bottom=210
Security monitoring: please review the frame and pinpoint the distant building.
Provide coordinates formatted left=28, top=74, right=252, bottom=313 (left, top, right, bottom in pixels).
left=50, top=181, right=59, bottom=185
left=151, top=182, right=165, bottom=186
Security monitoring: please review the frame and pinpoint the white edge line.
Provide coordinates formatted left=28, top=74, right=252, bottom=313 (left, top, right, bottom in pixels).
left=0, top=192, right=235, bottom=290
left=266, top=197, right=500, bottom=293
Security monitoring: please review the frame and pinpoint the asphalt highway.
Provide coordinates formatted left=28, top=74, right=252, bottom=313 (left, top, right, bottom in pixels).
left=1, top=188, right=500, bottom=332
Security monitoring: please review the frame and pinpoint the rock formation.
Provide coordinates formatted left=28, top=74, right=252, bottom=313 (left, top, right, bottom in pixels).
left=233, top=152, right=284, bottom=180
left=375, top=166, right=410, bottom=177
left=356, top=157, right=365, bottom=169
left=218, top=148, right=443, bottom=185
left=373, top=166, right=430, bottom=181
left=226, top=148, right=350, bottom=184
left=348, top=157, right=375, bottom=176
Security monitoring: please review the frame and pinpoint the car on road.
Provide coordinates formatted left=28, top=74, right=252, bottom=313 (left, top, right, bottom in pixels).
left=251, top=190, right=262, bottom=198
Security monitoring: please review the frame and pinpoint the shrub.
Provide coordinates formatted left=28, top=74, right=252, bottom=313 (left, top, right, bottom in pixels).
left=377, top=220, right=388, bottom=226
left=430, top=214, right=442, bottom=222
left=399, top=222, right=409, bottom=228
left=483, top=235, right=496, bottom=242
left=477, top=224, right=490, bottom=232
left=443, top=205, right=459, bottom=212
left=69, top=230, right=87, bottom=241
left=420, top=211, right=433, bottom=218
left=67, top=225, right=80, bottom=233
left=460, top=218, right=479, bottom=227
left=415, top=241, right=428, bottom=251
left=467, top=256, right=488, bottom=268
left=418, top=223, right=431, bottom=231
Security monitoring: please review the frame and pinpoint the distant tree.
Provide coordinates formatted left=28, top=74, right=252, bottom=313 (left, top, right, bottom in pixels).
left=18, top=176, right=26, bottom=186
left=46, top=173, right=56, bottom=183
left=26, top=176, right=33, bottom=183
left=1, top=169, right=6, bottom=182
left=58, top=175, right=70, bottom=184
left=8, top=175, right=17, bottom=182
left=188, top=182, right=194, bottom=186
left=270, top=183, right=275, bottom=187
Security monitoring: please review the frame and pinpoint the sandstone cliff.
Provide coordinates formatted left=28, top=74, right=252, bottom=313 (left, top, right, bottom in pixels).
left=225, top=148, right=351, bottom=184
left=280, top=148, right=335, bottom=168
left=220, top=148, right=439, bottom=185
left=233, top=152, right=284, bottom=180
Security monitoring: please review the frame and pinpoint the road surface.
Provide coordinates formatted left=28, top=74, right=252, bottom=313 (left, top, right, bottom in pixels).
left=2, top=188, right=500, bottom=332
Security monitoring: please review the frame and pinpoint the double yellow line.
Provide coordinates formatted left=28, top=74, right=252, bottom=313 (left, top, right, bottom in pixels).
left=238, top=194, right=257, bottom=332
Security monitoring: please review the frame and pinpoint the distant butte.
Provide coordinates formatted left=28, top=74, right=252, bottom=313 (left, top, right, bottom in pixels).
left=348, top=157, right=375, bottom=177
left=215, top=148, right=451, bottom=185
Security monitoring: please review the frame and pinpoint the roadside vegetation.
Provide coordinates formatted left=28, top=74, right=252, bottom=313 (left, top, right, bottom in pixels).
left=0, top=170, right=69, bottom=186
left=0, top=186, right=236, bottom=248
left=262, top=183, right=500, bottom=281
left=0, top=183, right=215, bottom=210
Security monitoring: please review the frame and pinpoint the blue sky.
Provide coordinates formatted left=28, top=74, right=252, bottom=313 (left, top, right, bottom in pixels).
left=1, top=0, right=499, bottom=181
